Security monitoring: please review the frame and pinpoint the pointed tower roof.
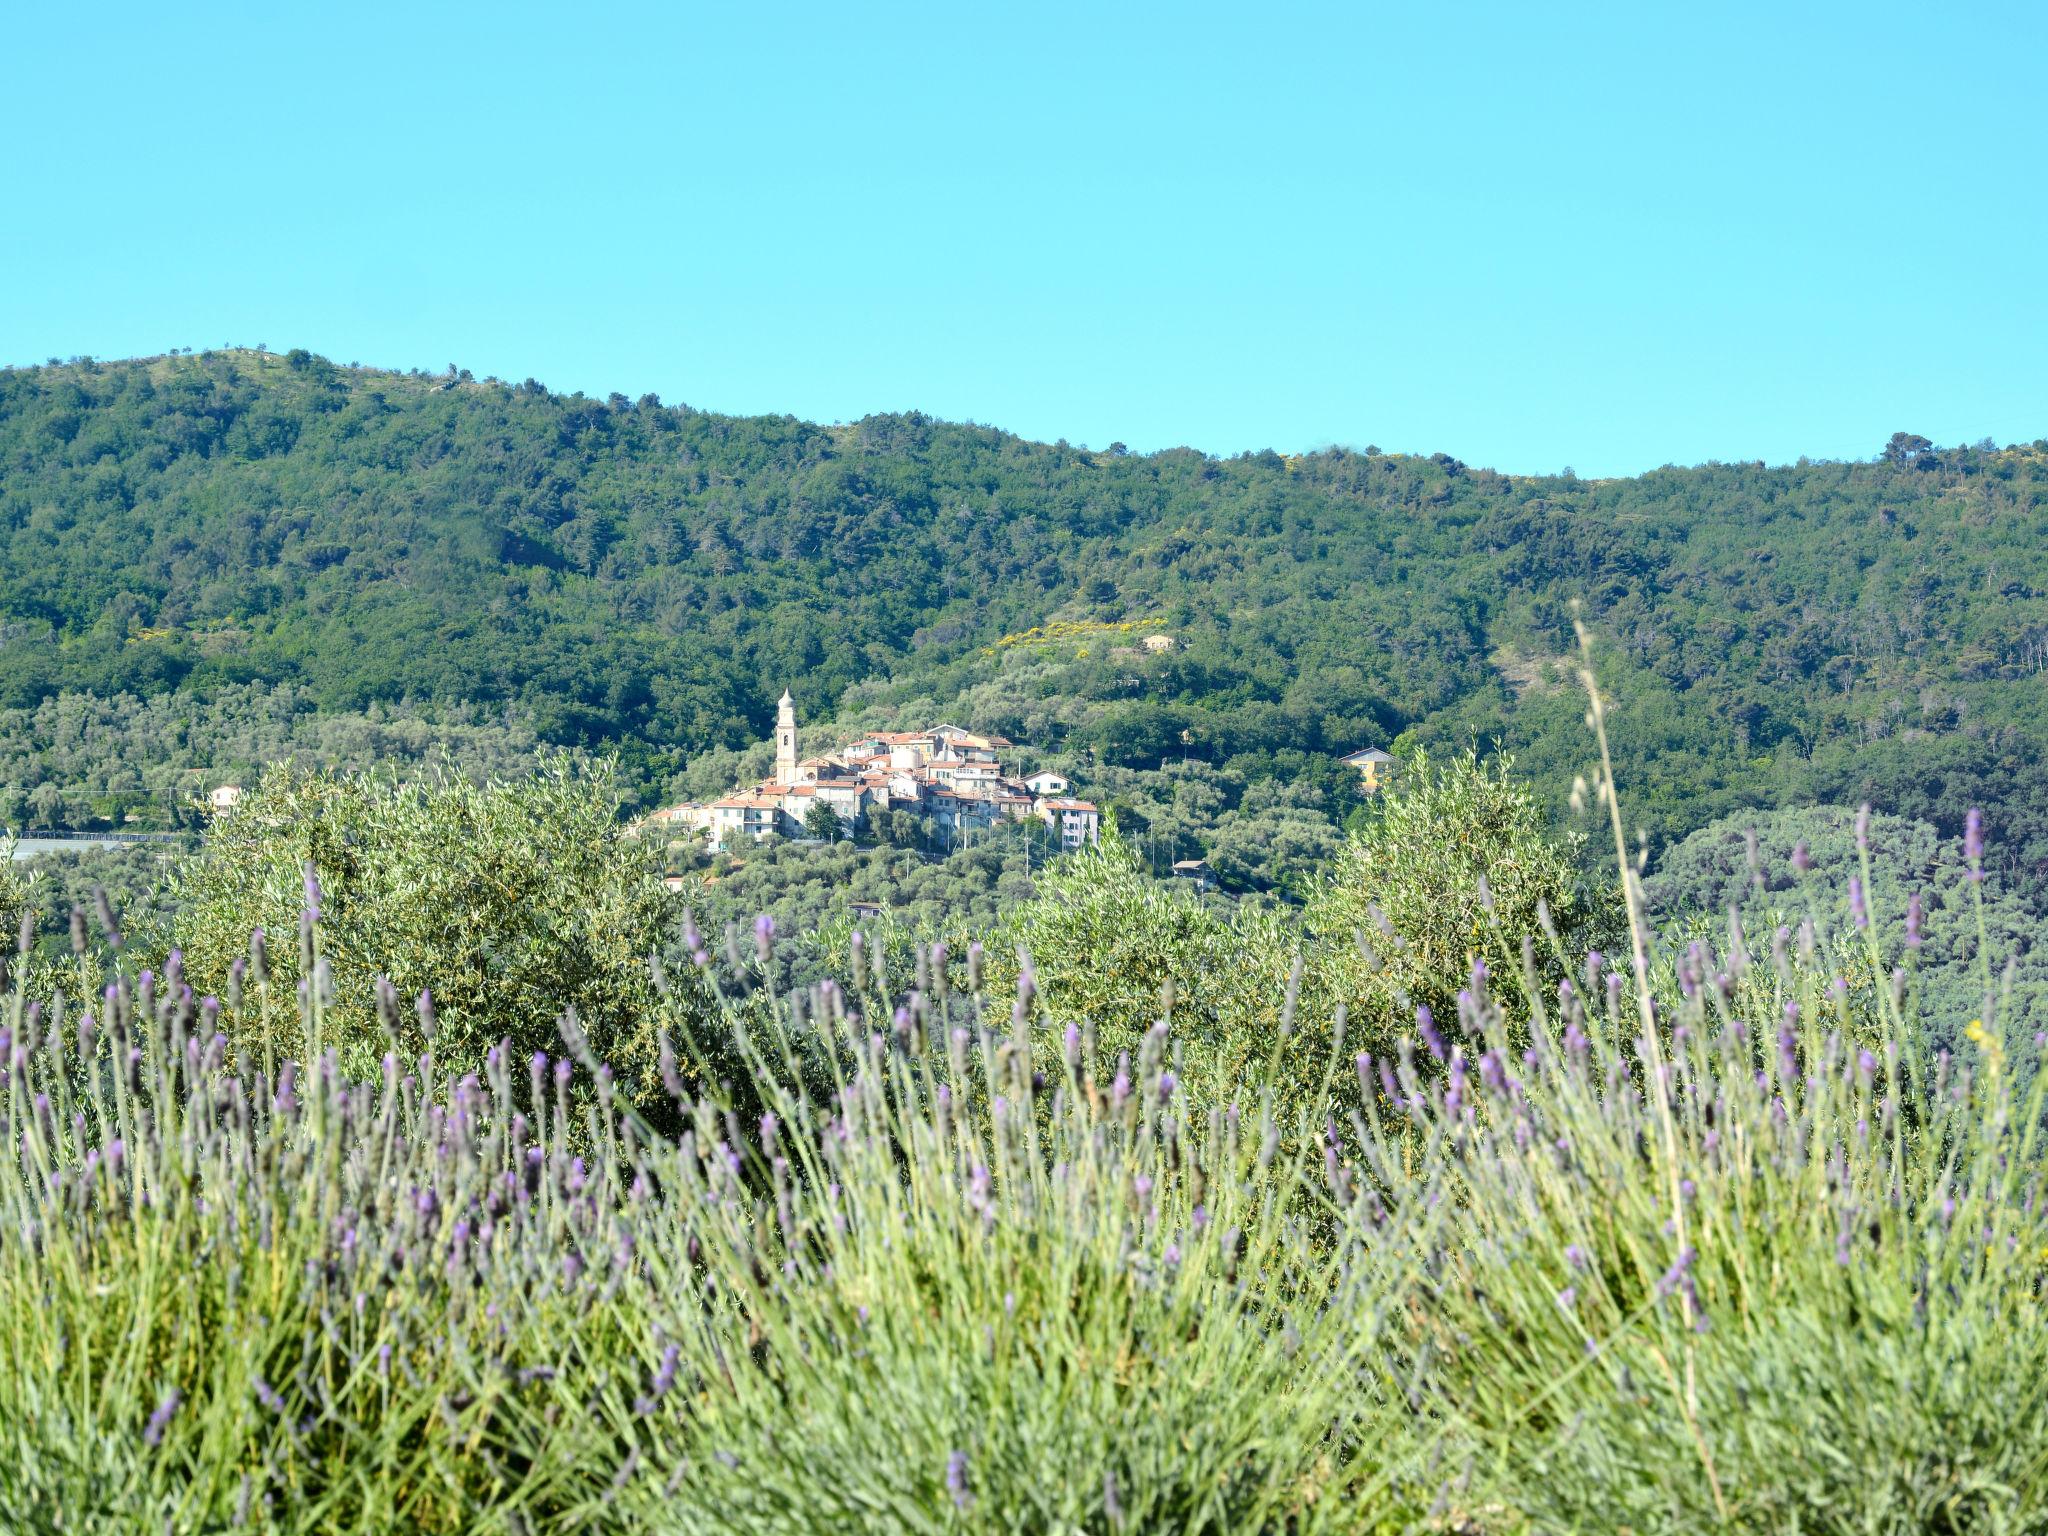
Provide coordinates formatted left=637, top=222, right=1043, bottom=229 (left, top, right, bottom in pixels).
left=779, top=688, right=794, bottom=706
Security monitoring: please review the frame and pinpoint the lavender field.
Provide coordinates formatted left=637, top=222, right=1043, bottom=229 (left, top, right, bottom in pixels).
left=4, top=700, right=2046, bottom=1535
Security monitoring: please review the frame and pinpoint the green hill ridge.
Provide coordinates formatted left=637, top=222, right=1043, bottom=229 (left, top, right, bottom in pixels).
left=3, top=348, right=2045, bottom=900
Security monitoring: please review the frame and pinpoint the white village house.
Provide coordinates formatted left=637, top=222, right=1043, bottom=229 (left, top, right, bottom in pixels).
left=639, top=690, right=1100, bottom=853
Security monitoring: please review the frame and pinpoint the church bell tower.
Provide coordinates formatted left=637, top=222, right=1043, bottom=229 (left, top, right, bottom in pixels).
left=775, top=688, right=798, bottom=786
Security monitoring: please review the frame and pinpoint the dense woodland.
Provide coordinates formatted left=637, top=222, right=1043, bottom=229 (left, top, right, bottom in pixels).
left=3, top=349, right=2046, bottom=905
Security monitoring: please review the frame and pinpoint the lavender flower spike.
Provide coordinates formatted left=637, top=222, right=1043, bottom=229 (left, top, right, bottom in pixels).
left=144, top=1389, right=182, bottom=1448
left=946, top=1450, right=973, bottom=1511
left=1417, top=1005, right=1448, bottom=1063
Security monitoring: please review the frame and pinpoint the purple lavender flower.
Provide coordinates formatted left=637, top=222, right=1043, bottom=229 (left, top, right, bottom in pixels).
left=1791, top=841, right=1812, bottom=874
left=1654, top=1245, right=1697, bottom=1300
left=1564, top=1243, right=1587, bottom=1270
left=1417, top=1006, right=1447, bottom=1063
left=634, top=1344, right=682, bottom=1415
left=1848, top=876, right=1868, bottom=930
left=946, top=1450, right=973, bottom=1511
left=1443, top=1055, right=1467, bottom=1120
left=1905, top=891, right=1924, bottom=949
left=1965, top=807, right=1984, bottom=874
left=1157, top=1070, right=1177, bottom=1104
left=144, top=1389, right=181, bottom=1448
left=253, top=1377, right=287, bottom=1415
left=1556, top=1287, right=1577, bottom=1311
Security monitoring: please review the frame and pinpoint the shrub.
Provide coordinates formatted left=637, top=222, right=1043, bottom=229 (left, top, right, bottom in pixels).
left=989, top=831, right=1327, bottom=1105
left=164, top=755, right=685, bottom=1101
left=4, top=660, right=2045, bottom=1534
left=1306, top=746, right=1619, bottom=1044
left=1366, top=857, right=2048, bottom=1532
left=1647, top=803, right=2048, bottom=1057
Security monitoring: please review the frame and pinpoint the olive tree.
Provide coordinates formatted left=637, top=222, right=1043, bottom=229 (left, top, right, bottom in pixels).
left=1305, top=747, right=1618, bottom=1043
left=166, top=755, right=695, bottom=1103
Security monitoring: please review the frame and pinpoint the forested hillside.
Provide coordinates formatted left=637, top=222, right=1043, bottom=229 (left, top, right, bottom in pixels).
left=4, top=349, right=2046, bottom=900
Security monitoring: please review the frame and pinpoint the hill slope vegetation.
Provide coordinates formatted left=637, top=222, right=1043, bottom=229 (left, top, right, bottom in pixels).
left=3, top=350, right=2045, bottom=899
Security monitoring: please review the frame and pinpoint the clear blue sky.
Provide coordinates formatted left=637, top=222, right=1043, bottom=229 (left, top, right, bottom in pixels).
left=6, top=2, right=2043, bottom=476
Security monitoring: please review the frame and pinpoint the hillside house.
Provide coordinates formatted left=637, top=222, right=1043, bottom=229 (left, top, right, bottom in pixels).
left=633, top=801, right=715, bottom=838
left=1038, top=797, right=1102, bottom=851
left=1341, top=748, right=1395, bottom=793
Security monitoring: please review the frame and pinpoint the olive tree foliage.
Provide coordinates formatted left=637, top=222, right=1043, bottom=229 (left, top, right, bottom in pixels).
left=991, top=830, right=1330, bottom=1113
left=1304, top=747, right=1619, bottom=1039
left=166, top=756, right=701, bottom=1104
left=0, top=838, right=38, bottom=949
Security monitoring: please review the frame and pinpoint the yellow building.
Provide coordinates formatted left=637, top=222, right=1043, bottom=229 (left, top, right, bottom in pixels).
left=1340, top=748, right=1395, bottom=793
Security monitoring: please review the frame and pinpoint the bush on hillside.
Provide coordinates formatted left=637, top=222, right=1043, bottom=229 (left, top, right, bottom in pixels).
left=164, top=756, right=695, bottom=1101
left=1306, top=747, right=1619, bottom=1038
left=989, top=831, right=1333, bottom=1115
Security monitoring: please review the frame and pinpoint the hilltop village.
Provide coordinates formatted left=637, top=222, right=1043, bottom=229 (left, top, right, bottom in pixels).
left=640, top=691, right=1101, bottom=853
